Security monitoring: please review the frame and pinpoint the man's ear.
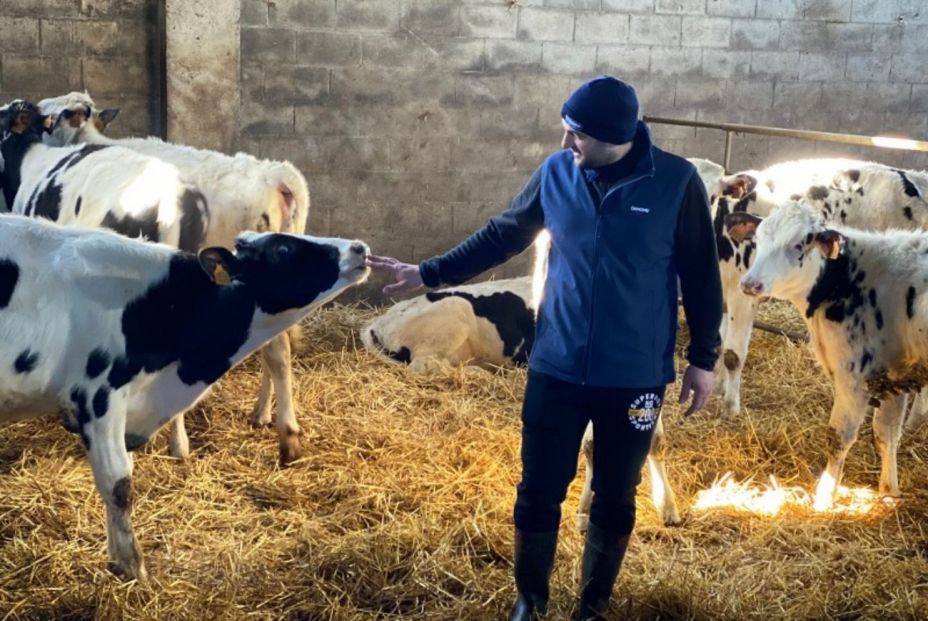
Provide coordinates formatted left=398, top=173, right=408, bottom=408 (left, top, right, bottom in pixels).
left=198, top=247, right=241, bottom=286
left=813, top=230, right=845, bottom=260
left=724, top=212, right=762, bottom=243
left=96, top=108, right=119, bottom=130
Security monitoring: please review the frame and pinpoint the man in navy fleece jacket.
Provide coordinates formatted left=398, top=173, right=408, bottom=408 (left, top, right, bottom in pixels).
left=368, top=75, right=722, bottom=621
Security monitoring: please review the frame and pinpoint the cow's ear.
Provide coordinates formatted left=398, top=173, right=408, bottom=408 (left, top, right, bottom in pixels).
left=724, top=212, right=762, bottom=243
left=814, top=230, right=845, bottom=260
left=11, top=110, right=32, bottom=134
left=41, top=114, right=56, bottom=133
left=96, top=108, right=119, bottom=131
left=720, top=173, right=757, bottom=199
left=198, top=247, right=241, bottom=286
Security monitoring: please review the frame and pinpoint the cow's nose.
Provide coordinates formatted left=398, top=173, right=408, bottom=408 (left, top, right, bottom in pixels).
left=740, top=278, right=763, bottom=296
left=350, top=241, right=368, bottom=257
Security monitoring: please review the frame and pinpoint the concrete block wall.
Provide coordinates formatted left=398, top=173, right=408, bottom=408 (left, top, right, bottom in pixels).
left=0, top=0, right=156, bottom=138
left=239, top=0, right=928, bottom=290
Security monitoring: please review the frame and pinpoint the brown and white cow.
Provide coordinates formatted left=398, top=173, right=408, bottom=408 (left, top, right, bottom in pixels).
left=712, top=159, right=928, bottom=419
left=0, top=214, right=369, bottom=579
left=729, top=200, right=928, bottom=508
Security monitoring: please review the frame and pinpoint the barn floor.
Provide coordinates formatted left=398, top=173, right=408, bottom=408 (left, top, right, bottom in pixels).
left=1, top=302, right=927, bottom=621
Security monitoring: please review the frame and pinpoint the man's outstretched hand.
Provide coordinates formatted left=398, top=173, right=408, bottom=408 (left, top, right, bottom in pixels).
left=678, top=365, right=714, bottom=418
left=366, top=255, right=425, bottom=297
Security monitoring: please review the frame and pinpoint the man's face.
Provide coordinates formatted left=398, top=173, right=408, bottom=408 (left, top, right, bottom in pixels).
left=560, top=120, right=630, bottom=168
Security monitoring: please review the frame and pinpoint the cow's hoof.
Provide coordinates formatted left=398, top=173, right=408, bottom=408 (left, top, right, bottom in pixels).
left=721, top=401, right=740, bottom=420
left=662, top=507, right=683, bottom=526
left=169, top=436, right=190, bottom=460
left=108, top=559, right=148, bottom=582
left=279, top=431, right=302, bottom=466
left=249, top=405, right=273, bottom=428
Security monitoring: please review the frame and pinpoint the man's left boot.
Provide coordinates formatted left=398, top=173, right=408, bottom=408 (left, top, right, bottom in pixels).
left=574, top=522, right=630, bottom=621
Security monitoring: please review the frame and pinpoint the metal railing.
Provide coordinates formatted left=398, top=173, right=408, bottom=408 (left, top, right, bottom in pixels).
left=643, top=115, right=928, bottom=171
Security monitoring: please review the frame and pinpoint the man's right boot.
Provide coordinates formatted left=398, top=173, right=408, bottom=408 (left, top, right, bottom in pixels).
left=510, top=529, right=559, bottom=621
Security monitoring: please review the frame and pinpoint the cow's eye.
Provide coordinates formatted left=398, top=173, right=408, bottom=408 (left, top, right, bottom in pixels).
left=61, top=110, right=73, bottom=119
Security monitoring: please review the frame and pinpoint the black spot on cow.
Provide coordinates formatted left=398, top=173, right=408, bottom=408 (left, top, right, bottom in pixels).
left=14, top=349, right=38, bottom=374
left=110, top=234, right=343, bottom=389
left=860, top=350, right=873, bottom=372
left=178, top=189, right=208, bottom=252
left=723, top=349, right=740, bottom=371
left=426, top=290, right=536, bottom=365
left=844, top=197, right=852, bottom=205
left=853, top=270, right=866, bottom=285
left=734, top=191, right=756, bottom=212
left=368, top=329, right=412, bottom=364
left=86, top=349, right=111, bottom=379
left=735, top=252, right=741, bottom=268
left=70, top=386, right=92, bottom=448
left=101, top=207, right=161, bottom=243
left=840, top=210, right=847, bottom=223
left=790, top=194, right=802, bottom=201
left=894, top=169, right=921, bottom=198
left=805, top=252, right=865, bottom=323
left=856, top=186, right=865, bottom=197
left=112, top=477, right=132, bottom=510
left=21, top=145, right=110, bottom=222
left=847, top=170, right=861, bottom=183
left=92, top=387, right=110, bottom=418
left=875, top=309, right=884, bottom=330
left=0, top=258, right=19, bottom=308
left=868, top=289, right=877, bottom=308
left=713, top=198, right=735, bottom=262
left=907, top=286, right=917, bottom=319
left=742, top=242, right=754, bottom=269
left=805, top=233, right=814, bottom=245
left=32, top=180, right=62, bottom=221
left=903, top=206, right=914, bottom=221
left=808, top=186, right=829, bottom=200
left=124, top=434, right=149, bottom=451
left=75, top=196, right=82, bottom=216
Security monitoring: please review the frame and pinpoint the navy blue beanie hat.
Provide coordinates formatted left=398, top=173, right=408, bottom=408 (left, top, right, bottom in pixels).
left=560, top=75, right=639, bottom=145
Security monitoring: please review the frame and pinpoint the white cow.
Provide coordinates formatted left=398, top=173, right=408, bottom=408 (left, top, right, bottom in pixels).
left=37, top=92, right=312, bottom=464
left=712, top=159, right=928, bottom=419
left=0, top=214, right=369, bottom=579
left=730, top=200, right=928, bottom=508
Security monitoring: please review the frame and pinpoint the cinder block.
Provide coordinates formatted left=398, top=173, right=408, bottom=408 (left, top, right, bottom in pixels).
left=541, top=42, right=596, bottom=74
left=681, top=16, right=732, bottom=48
left=241, top=0, right=269, bottom=26
left=82, top=57, right=147, bottom=97
left=401, top=0, right=460, bottom=35
left=851, top=0, right=902, bottom=23
left=730, top=18, right=778, bottom=50
left=1, top=55, right=81, bottom=93
left=656, top=0, right=706, bottom=15
left=650, top=47, right=703, bottom=77
left=702, top=49, right=752, bottom=78
left=797, top=52, right=847, bottom=81
left=264, top=65, right=329, bottom=104
left=0, top=17, right=40, bottom=53
left=890, top=54, right=925, bottom=83
left=911, top=84, right=928, bottom=113
left=574, top=12, right=629, bottom=44
left=241, top=28, right=295, bottom=63
left=846, top=54, right=891, bottom=81
left=461, top=4, right=518, bottom=38
left=3, top=0, right=80, bottom=18
left=450, top=75, right=516, bottom=108
left=269, top=0, right=336, bottom=28
left=389, top=136, right=453, bottom=172
left=487, top=40, right=543, bottom=71
left=773, top=81, right=824, bottom=117
left=872, top=24, right=927, bottom=53
left=755, top=0, right=800, bottom=19
left=239, top=99, right=295, bottom=137
left=361, top=33, right=485, bottom=73
left=629, top=14, right=681, bottom=46
left=517, top=7, right=575, bottom=42
left=899, top=0, right=928, bottom=24
left=73, top=19, right=145, bottom=58
left=779, top=21, right=872, bottom=52
left=294, top=103, right=361, bottom=136
left=99, top=97, right=150, bottom=138
left=546, top=0, right=602, bottom=10
left=602, top=0, right=655, bottom=13
left=296, top=31, right=361, bottom=66
left=750, top=51, right=801, bottom=80
left=595, top=44, right=651, bottom=77
left=706, top=0, right=757, bottom=17
left=798, top=0, right=852, bottom=21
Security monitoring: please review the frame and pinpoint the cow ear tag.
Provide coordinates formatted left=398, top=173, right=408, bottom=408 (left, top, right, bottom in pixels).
left=212, top=263, right=232, bottom=286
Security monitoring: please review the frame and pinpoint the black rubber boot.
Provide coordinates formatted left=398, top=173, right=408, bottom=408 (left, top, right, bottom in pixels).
left=510, top=529, right=558, bottom=621
left=574, top=523, right=630, bottom=621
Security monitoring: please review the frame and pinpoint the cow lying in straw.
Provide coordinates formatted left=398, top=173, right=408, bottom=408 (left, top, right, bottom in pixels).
left=0, top=214, right=369, bottom=579
left=361, top=275, right=681, bottom=528
left=729, top=200, right=928, bottom=509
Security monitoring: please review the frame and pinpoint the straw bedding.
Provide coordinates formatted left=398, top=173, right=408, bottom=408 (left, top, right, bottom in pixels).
left=1, top=301, right=926, bottom=620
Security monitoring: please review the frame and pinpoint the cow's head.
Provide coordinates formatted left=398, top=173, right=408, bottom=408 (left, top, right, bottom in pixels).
left=37, top=91, right=118, bottom=146
left=198, top=232, right=371, bottom=315
left=732, top=200, right=836, bottom=300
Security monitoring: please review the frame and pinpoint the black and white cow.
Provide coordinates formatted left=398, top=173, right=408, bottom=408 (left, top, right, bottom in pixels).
left=361, top=275, right=682, bottom=527
left=712, top=159, right=928, bottom=419
left=37, top=91, right=313, bottom=464
left=728, top=200, right=928, bottom=509
left=0, top=214, right=369, bottom=579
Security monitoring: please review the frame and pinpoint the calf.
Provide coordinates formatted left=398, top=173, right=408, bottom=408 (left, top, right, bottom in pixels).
left=730, top=200, right=928, bottom=508
left=37, top=91, right=312, bottom=464
left=361, top=276, right=681, bottom=527
left=0, top=214, right=369, bottom=579
left=712, top=159, right=928, bottom=419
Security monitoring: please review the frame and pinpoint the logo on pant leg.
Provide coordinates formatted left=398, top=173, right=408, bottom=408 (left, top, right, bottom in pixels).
left=628, top=392, right=661, bottom=431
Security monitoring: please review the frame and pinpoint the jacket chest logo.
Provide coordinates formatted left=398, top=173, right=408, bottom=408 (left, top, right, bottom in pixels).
left=629, top=205, right=650, bottom=214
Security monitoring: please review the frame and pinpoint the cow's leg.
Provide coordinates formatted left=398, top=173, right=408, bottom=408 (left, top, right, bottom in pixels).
left=576, top=422, right=594, bottom=532
left=83, top=391, right=146, bottom=580
left=249, top=358, right=274, bottom=428
left=719, top=291, right=758, bottom=419
left=261, top=333, right=301, bottom=466
left=872, top=393, right=907, bottom=497
left=905, top=387, right=928, bottom=432
left=813, top=382, right=868, bottom=511
left=646, top=416, right=681, bottom=526
left=168, top=414, right=190, bottom=459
